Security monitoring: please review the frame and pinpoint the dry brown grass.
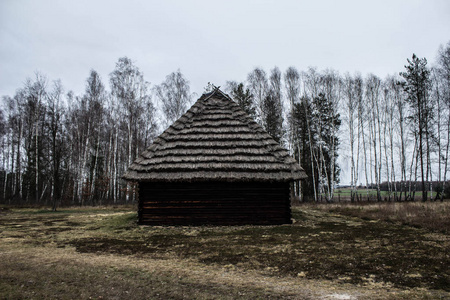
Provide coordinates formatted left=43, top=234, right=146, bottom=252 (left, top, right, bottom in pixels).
left=0, top=206, right=449, bottom=299
left=314, top=201, right=450, bottom=234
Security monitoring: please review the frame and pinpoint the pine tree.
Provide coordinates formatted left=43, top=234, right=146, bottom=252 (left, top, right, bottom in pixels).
left=230, top=82, right=256, bottom=118
left=311, top=93, right=341, bottom=200
left=400, top=54, right=432, bottom=202
left=262, top=90, right=283, bottom=143
left=292, top=97, right=317, bottom=201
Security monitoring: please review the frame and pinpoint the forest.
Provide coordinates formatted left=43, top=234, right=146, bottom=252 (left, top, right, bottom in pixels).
left=1, top=41, right=449, bottom=207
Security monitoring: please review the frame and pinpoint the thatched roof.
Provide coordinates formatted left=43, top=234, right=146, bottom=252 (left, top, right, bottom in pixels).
left=123, top=88, right=307, bottom=182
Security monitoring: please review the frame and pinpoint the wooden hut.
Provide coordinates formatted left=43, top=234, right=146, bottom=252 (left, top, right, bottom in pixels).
left=123, top=88, right=307, bottom=225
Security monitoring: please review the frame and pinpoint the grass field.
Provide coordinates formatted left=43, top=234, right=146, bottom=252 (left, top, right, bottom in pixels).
left=325, top=188, right=439, bottom=202
left=1, top=204, right=449, bottom=299
left=334, top=188, right=437, bottom=196
left=314, top=201, right=450, bottom=234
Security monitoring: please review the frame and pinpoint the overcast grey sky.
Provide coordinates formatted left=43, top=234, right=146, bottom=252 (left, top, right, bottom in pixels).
left=1, top=0, right=449, bottom=97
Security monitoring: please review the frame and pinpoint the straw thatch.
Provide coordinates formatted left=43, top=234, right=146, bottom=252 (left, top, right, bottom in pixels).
left=123, top=88, right=307, bottom=182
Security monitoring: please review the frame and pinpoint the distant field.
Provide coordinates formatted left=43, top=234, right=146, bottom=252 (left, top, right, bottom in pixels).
left=1, top=204, right=449, bottom=299
left=329, top=188, right=437, bottom=200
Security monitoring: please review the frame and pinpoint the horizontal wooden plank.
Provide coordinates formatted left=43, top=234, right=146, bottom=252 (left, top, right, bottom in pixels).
left=137, top=181, right=292, bottom=225
left=140, top=210, right=289, bottom=217
left=139, top=217, right=291, bottom=225
left=141, top=204, right=287, bottom=209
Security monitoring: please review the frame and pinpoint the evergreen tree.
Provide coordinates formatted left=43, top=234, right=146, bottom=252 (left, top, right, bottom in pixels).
left=292, top=97, right=317, bottom=201
left=311, top=93, right=341, bottom=197
left=262, top=90, right=284, bottom=143
left=229, top=82, right=256, bottom=118
left=400, top=54, right=432, bottom=202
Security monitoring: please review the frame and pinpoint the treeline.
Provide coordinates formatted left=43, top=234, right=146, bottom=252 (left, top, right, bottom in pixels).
left=0, top=58, right=192, bottom=208
left=225, top=67, right=341, bottom=202
left=224, top=42, right=450, bottom=202
left=1, top=42, right=449, bottom=206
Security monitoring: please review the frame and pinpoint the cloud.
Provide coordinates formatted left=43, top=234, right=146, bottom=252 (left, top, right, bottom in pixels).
left=1, top=0, right=449, bottom=97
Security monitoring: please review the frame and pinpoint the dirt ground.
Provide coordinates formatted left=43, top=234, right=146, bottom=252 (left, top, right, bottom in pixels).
left=0, top=205, right=448, bottom=299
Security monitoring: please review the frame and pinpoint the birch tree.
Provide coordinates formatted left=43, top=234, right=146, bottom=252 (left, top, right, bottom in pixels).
left=365, top=74, right=382, bottom=201
left=247, top=68, right=268, bottom=125
left=354, top=75, right=364, bottom=196
left=0, top=106, right=7, bottom=201
left=22, top=73, right=47, bottom=204
left=85, top=70, right=106, bottom=205
left=436, top=42, right=450, bottom=198
left=110, top=57, right=152, bottom=202
left=284, top=67, right=302, bottom=196
left=343, top=74, right=358, bottom=201
left=154, top=69, right=192, bottom=127
left=45, top=80, right=66, bottom=210
left=284, top=67, right=301, bottom=154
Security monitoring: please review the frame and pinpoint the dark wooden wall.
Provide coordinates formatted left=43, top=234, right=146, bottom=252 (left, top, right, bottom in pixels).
left=138, top=181, right=292, bottom=225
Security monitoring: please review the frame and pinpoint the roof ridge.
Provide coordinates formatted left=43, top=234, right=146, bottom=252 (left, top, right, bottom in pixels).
left=198, top=88, right=232, bottom=104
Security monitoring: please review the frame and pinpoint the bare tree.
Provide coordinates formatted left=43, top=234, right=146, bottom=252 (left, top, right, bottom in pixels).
left=384, top=76, right=401, bottom=200
left=302, top=68, right=322, bottom=201
left=247, top=67, right=268, bottom=125
left=0, top=102, right=8, bottom=202
left=4, top=92, right=25, bottom=200
left=381, top=79, right=397, bottom=201
left=85, top=70, right=106, bottom=205
left=269, top=67, right=283, bottom=109
left=343, top=74, right=358, bottom=201
left=110, top=57, right=150, bottom=202
left=365, top=74, right=382, bottom=201
left=284, top=67, right=302, bottom=197
left=46, top=80, right=65, bottom=210
left=321, top=70, right=342, bottom=201
left=154, top=69, right=192, bottom=127
left=355, top=76, right=371, bottom=199
left=436, top=42, right=450, bottom=199
left=284, top=67, right=301, bottom=153
left=23, top=73, right=47, bottom=204
left=303, top=67, right=321, bottom=100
